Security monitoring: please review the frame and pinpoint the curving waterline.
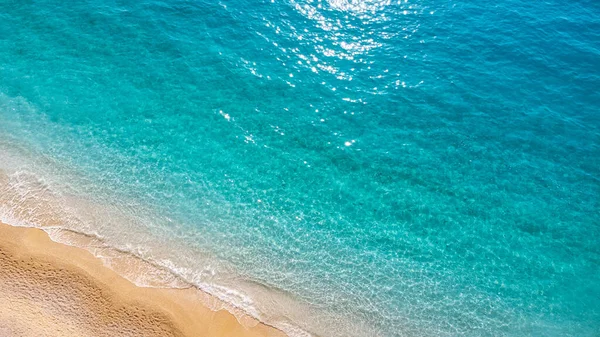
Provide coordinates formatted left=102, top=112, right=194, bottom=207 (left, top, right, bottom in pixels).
left=0, top=140, right=369, bottom=337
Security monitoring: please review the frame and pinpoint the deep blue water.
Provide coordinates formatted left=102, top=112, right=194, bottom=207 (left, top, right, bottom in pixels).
left=1, top=0, right=599, bottom=336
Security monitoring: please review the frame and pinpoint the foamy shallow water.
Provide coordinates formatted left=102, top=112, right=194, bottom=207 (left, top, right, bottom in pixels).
left=1, top=0, right=599, bottom=336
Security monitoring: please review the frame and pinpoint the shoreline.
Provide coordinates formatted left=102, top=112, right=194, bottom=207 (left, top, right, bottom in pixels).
left=0, top=149, right=317, bottom=337
left=0, top=221, right=286, bottom=337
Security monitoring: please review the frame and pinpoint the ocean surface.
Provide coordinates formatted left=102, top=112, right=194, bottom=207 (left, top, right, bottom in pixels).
left=1, top=0, right=599, bottom=336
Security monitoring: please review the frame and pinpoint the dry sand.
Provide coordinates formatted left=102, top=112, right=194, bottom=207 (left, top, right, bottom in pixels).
left=0, top=221, right=286, bottom=337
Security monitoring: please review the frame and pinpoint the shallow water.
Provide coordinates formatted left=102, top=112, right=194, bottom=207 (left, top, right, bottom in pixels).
left=1, top=0, right=599, bottom=336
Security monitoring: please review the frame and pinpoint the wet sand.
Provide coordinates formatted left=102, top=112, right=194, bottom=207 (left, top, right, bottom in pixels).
left=0, top=221, right=286, bottom=337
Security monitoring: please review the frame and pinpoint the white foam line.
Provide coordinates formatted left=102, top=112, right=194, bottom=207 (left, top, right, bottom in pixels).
left=0, top=207, right=314, bottom=337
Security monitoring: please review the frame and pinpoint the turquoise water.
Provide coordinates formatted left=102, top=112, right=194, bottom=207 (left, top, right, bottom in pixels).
left=1, top=0, right=599, bottom=336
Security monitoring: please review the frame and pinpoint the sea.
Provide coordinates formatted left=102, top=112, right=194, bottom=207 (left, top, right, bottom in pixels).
left=0, top=0, right=599, bottom=336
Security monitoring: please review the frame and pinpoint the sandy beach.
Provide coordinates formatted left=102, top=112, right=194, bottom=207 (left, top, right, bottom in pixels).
left=0, top=221, right=286, bottom=337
